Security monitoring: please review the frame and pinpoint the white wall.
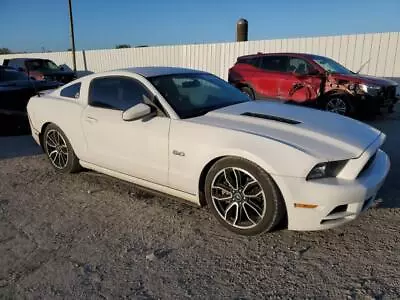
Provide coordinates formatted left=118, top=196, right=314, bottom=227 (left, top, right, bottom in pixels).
left=1, top=32, right=399, bottom=80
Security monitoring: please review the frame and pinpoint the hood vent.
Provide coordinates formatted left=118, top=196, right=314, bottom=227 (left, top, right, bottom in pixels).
left=241, top=112, right=301, bottom=125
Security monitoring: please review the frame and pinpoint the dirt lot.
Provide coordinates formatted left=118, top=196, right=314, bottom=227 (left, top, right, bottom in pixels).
left=0, top=112, right=400, bottom=300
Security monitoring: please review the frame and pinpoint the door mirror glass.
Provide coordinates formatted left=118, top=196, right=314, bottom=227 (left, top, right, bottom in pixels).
left=122, top=103, right=151, bottom=121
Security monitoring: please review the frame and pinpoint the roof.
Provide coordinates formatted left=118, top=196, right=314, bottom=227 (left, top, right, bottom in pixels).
left=117, top=66, right=206, bottom=77
left=238, top=52, right=325, bottom=59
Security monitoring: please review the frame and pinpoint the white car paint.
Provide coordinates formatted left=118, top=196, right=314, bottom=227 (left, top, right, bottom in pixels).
left=27, top=67, right=390, bottom=231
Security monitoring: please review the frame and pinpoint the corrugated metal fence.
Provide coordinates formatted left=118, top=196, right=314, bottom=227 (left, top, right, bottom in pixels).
left=1, top=32, right=399, bottom=80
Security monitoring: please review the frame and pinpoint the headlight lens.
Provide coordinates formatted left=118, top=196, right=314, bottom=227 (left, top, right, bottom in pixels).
left=306, top=160, right=348, bottom=180
left=358, top=83, right=382, bottom=96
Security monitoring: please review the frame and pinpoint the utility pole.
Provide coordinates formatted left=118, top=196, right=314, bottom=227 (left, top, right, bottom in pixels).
left=68, top=0, right=77, bottom=73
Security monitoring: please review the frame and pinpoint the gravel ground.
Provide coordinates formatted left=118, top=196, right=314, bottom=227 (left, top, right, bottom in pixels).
left=0, top=112, right=400, bottom=299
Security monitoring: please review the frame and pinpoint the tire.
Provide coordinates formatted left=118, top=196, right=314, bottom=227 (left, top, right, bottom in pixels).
left=240, top=86, right=255, bottom=100
left=321, top=93, right=353, bottom=116
left=43, top=124, right=81, bottom=173
left=205, top=157, right=285, bottom=236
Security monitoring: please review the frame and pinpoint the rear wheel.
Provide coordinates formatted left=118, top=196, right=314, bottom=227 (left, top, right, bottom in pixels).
left=205, top=157, right=285, bottom=236
left=43, top=124, right=81, bottom=173
left=240, top=86, right=255, bottom=100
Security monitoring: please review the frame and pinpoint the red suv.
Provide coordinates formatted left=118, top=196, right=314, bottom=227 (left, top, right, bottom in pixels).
left=228, top=52, right=399, bottom=116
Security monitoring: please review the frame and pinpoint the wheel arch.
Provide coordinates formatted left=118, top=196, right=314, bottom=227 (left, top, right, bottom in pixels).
left=322, top=88, right=354, bottom=98
left=198, top=154, right=289, bottom=229
left=197, top=152, right=283, bottom=207
left=39, top=122, right=53, bottom=150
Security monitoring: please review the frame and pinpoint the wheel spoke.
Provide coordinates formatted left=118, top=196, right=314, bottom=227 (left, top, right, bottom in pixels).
left=232, top=168, right=240, bottom=190
left=59, top=152, right=67, bottom=166
left=46, top=136, right=57, bottom=147
left=242, top=179, right=256, bottom=194
left=60, top=145, right=68, bottom=155
left=242, top=204, right=256, bottom=225
left=49, top=150, right=58, bottom=162
left=57, top=152, right=62, bottom=167
left=243, top=190, right=262, bottom=198
left=245, top=201, right=263, bottom=217
left=223, top=169, right=235, bottom=190
left=224, top=202, right=239, bottom=225
left=212, top=186, right=232, bottom=201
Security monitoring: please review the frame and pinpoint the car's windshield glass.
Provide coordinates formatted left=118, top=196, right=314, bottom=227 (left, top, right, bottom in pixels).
left=148, top=73, right=250, bottom=118
left=311, top=55, right=353, bottom=74
left=26, top=59, right=59, bottom=71
left=1, top=68, right=30, bottom=81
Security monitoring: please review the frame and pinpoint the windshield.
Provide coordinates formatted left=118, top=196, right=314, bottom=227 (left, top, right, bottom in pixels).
left=148, top=73, right=250, bottom=118
left=311, top=55, right=353, bottom=75
left=26, top=59, right=59, bottom=71
left=1, top=68, right=30, bottom=81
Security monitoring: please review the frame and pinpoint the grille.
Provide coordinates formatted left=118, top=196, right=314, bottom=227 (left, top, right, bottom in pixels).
left=384, top=86, right=396, bottom=98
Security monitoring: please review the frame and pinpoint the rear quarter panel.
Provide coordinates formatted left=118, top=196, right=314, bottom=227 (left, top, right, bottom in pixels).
left=27, top=94, right=86, bottom=158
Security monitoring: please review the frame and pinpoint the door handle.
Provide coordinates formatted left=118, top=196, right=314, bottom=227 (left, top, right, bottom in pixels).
left=85, top=116, right=98, bottom=123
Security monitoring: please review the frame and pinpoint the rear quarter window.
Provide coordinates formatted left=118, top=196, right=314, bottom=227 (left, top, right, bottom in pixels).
left=237, top=57, right=260, bottom=67
left=60, top=82, right=81, bottom=99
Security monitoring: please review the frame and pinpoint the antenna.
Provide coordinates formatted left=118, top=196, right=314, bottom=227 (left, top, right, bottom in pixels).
left=356, top=58, right=371, bottom=74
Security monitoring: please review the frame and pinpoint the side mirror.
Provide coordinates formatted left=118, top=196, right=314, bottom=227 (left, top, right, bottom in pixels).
left=29, top=76, right=36, bottom=80
left=60, top=66, right=65, bottom=71
left=122, top=103, right=151, bottom=121
left=17, top=67, right=25, bottom=72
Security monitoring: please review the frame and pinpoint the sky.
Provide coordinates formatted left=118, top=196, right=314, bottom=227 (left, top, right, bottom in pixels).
left=1, top=0, right=399, bottom=53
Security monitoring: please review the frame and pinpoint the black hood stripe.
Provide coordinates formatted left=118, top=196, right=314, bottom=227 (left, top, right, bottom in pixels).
left=241, top=112, right=301, bottom=125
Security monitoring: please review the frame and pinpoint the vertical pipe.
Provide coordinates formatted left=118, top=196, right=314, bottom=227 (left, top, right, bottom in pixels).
left=236, top=19, right=248, bottom=42
left=68, top=0, right=77, bottom=73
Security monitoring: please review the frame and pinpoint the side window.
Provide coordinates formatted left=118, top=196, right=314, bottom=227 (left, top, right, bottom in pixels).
left=89, top=77, right=151, bottom=110
left=288, top=57, right=310, bottom=75
left=237, top=57, right=260, bottom=68
left=260, top=56, right=287, bottom=72
left=60, top=82, right=81, bottom=99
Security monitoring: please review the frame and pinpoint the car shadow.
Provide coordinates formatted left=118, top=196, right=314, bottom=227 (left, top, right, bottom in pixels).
left=0, top=135, right=42, bottom=160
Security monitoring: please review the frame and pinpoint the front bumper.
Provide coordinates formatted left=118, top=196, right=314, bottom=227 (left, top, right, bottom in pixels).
left=273, top=149, right=390, bottom=231
left=355, top=94, right=398, bottom=114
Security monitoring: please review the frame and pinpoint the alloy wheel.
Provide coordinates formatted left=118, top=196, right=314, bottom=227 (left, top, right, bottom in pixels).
left=210, top=167, right=267, bottom=229
left=45, top=129, right=69, bottom=169
left=325, top=97, right=348, bottom=115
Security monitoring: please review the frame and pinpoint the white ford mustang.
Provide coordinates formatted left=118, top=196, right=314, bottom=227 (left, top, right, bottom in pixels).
left=27, top=67, right=390, bottom=235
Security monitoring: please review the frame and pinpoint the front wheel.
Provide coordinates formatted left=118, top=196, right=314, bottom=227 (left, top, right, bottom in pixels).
left=240, top=86, right=255, bottom=100
left=322, top=94, right=353, bottom=116
left=205, top=157, right=285, bottom=236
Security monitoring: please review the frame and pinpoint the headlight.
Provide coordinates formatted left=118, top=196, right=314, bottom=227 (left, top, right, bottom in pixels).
left=358, top=83, right=382, bottom=96
left=306, top=160, right=348, bottom=180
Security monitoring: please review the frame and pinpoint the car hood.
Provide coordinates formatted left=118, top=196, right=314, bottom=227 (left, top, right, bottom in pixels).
left=330, top=73, right=398, bottom=87
left=190, top=101, right=382, bottom=160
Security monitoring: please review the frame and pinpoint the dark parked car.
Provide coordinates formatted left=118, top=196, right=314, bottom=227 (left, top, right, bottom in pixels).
left=228, top=52, right=399, bottom=116
left=3, top=58, right=76, bottom=84
left=0, top=66, right=61, bottom=135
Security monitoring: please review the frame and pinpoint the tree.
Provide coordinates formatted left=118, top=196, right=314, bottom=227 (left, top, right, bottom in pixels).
left=0, top=48, right=12, bottom=54
left=115, top=44, right=131, bottom=49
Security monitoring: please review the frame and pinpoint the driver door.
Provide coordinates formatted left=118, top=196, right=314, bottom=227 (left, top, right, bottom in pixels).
left=81, top=76, right=170, bottom=185
left=279, top=57, right=322, bottom=103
